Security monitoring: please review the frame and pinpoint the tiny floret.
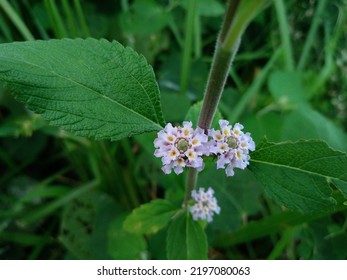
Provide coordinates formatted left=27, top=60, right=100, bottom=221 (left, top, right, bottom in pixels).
left=208, top=120, right=255, bottom=176
left=154, top=122, right=208, bottom=175
left=190, top=187, right=220, bottom=222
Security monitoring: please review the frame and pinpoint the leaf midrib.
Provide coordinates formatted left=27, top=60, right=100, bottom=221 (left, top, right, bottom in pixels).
left=250, top=158, right=347, bottom=184
left=0, top=54, right=163, bottom=129
left=28, top=40, right=161, bottom=124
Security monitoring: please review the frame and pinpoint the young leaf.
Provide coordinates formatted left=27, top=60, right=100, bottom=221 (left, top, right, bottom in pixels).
left=123, top=199, right=177, bottom=234
left=0, top=38, right=165, bottom=141
left=249, top=139, right=347, bottom=213
left=167, top=210, right=207, bottom=260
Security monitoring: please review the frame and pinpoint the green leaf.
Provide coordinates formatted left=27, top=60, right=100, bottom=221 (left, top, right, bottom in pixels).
left=281, top=105, right=347, bottom=152
left=119, top=0, right=171, bottom=36
left=123, top=199, right=177, bottom=234
left=108, top=213, right=147, bottom=260
left=249, top=139, right=347, bottom=213
left=0, top=38, right=165, bottom=141
left=167, top=210, right=207, bottom=260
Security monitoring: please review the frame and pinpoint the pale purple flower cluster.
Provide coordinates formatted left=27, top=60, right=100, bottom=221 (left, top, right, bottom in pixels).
left=208, top=120, right=255, bottom=176
left=190, top=187, right=220, bottom=222
left=154, top=120, right=255, bottom=176
left=154, top=121, right=208, bottom=175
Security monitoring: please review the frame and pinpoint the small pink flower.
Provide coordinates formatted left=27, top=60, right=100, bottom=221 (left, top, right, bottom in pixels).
left=190, top=187, right=220, bottom=222
left=154, top=122, right=209, bottom=175
left=208, top=120, right=255, bottom=177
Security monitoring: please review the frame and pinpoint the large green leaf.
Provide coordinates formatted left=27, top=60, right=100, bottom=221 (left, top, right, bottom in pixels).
left=123, top=199, right=177, bottom=235
left=0, top=38, right=165, bottom=140
left=167, top=210, right=207, bottom=260
left=249, top=139, right=347, bottom=213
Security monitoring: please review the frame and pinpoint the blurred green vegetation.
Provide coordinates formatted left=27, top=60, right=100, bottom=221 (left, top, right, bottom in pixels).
left=0, top=0, right=346, bottom=259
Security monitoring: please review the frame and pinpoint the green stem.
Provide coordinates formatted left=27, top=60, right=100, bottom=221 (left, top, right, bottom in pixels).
left=219, top=0, right=240, bottom=44
left=183, top=1, right=241, bottom=204
left=222, top=0, right=268, bottom=51
left=297, top=0, right=328, bottom=71
left=274, top=0, right=295, bottom=71
left=194, top=12, right=201, bottom=59
left=184, top=0, right=269, bottom=204
left=0, top=10, right=14, bottom=41
left=198, top=43, right=240, bottom=130
left=62, top=0, right=79, bottom=37
left=198, top=0, right=241, bottom=130
left=73, top=0, right=90, bottom=38
left=267, top=228, right=295, bottom=260
left=45, top=0, right=68, bottom=38
left=0, top=0, right=34, bottom=40
left=22, top=0, right=50, bottom=39
left=308, top=20, right=336, bottom=96
left=180, top=0, right=197, bottom=95
left=120, top=0, right=129, bottom=11
left=183, top=168, right=198, bottom=207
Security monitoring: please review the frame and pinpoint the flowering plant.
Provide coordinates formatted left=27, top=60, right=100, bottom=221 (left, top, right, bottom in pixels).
left=0, top=0, right=346, bottom=260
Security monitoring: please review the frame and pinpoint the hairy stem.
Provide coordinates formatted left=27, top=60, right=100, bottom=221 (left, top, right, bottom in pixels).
left=198, top=0, right=241, bottom=130
left=183, top=168, right=198, bottom=207
left=183, top=0, right=241, bottom=206
left=197, top=41, right=240, bottom=130
left=184, top=0, right=269, bottom=205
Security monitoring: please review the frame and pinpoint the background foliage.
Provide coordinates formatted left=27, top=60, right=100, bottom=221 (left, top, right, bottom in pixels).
left=0, top=0, right=347, bottom=259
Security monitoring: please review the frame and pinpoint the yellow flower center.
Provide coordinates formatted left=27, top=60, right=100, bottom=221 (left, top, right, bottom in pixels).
left=220, top=144, right=228, bottom=151
left=183, top=129, right=190, bottom=136
left=167, top=135, right=174, bottom=142
left=216, top=133, right=223, bottom=141
left=170, top=150, right=178, bottom=158
left=188, top=151, right=195, bottom=159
